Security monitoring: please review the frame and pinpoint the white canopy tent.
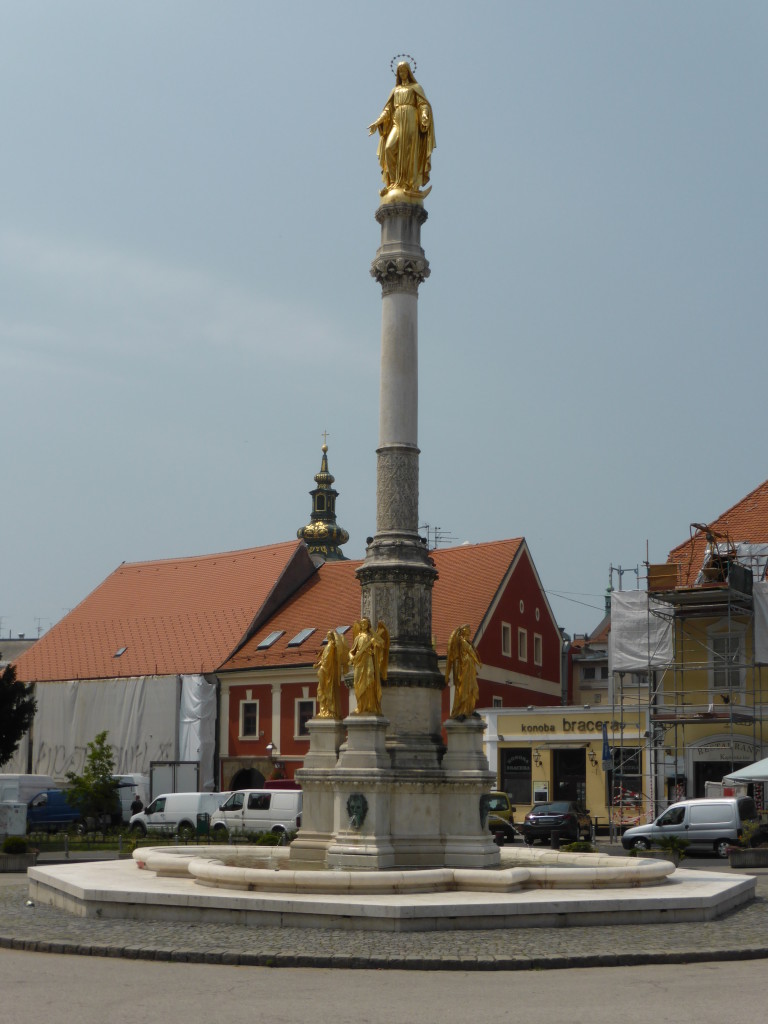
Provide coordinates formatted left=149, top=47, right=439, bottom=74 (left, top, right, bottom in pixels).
left=723, top=757, right=768, bottom=783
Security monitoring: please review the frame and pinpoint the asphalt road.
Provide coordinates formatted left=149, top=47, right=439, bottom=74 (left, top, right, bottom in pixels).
left=0, top=950, right=764, bottom=1024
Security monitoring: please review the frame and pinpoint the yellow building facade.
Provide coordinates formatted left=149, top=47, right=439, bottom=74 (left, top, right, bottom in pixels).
left=482, top=706, right=650, bottom=833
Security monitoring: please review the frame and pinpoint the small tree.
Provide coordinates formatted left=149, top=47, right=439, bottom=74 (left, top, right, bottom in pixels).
left=0, top=663, right=37, bottom=768
left=66, top=731, right=121, bottom=827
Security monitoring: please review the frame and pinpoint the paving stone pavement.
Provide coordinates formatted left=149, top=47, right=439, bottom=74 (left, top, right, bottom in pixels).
left=2, top=861, right=768, bottom=971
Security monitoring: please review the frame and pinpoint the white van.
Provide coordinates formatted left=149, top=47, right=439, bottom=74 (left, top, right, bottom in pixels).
left=621, top=796, right=758, bottom=859
left=129, top=791, right=227, bottom=839
left=0, top=774, right=56, bottom=805
left=210, top=789, right=302, bottom=837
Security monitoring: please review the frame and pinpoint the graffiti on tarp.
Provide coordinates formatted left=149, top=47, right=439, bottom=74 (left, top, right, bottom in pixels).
left=34, top=740, right=175, bottom=778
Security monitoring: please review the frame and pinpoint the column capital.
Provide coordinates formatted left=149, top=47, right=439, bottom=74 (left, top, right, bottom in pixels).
left=374, top=202, right=429, bottom=227
left=370, top=254, right=430, bottom=294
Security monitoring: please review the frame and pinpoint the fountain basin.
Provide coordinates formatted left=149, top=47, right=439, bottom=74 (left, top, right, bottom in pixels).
left=28, top=847, right=754, bottom=931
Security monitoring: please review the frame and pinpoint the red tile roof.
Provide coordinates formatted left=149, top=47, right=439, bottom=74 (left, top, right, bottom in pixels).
left=431, top=539, right=524, bottom=653
left=668, top=479, right=768, bottom=586
left=223, top=538, right=525, bottom=670
left=14, top=542, right=316, bottom=682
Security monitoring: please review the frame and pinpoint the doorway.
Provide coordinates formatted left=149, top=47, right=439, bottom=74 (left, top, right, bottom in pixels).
left=553, top=748, right=587, bottom=805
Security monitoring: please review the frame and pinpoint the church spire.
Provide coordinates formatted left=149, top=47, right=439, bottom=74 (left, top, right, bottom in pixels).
left=297, top=438, right=349, bottom=562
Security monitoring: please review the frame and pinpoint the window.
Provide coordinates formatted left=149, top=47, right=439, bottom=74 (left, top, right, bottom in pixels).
left=315, top=494, right=326, bottom=512
left=287, top=628, right=316, bottom=647
left=247, top=793, right=271, bottom=811
left=518, top=628, right=528, bottom=661
left=533, top=633, right=542, bottom=666
left=600, top=666, right=609, bottom=680
left=710, top=630, right=744, bottom=694
left=221, top=792, right=244, bottom=811
left=500, top=748, right=532, bottom=804
left=492, top=696, right=503, bottom=708
left=582, top=666, right=596, bottom=681
left=607, top=747, right=643, bottom=806
left=295, top=698, right=316, bottom=737
left=501, top=622, right=511, bottom=657
left=240, top=700, right=259, bottom=739
left=257, top=630, right=285, bottom=650
left=658, top=806, right=685, bottom=826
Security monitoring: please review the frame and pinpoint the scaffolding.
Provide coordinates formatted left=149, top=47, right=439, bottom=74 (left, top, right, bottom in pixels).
left=609, top=532, right=768, bottom=823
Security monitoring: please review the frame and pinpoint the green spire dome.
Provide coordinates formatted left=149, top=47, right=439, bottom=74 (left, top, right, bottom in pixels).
left=297, top=442, right=349, bottom=562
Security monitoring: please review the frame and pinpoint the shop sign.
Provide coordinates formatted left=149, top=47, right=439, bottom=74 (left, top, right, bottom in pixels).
left=562, top=719, right=624, bottom=733
left=520, top=719, right=626, bottom=735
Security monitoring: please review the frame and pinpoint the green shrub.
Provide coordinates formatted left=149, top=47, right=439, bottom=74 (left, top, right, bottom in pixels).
left=2, top=836, right=28, bottom=855
left=560, top=841, right=596, bottom=854
left=654, top=835, right=689, bottom=859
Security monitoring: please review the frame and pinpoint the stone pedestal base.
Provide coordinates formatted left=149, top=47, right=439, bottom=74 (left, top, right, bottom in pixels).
left=442, top=717, right=492, bottom=772
left=302, top=718, right=346, bottom=770
left=441, top=717, right=499, bottom=868
left=292, top=710, right=500, bottom=871
left=336, top=714, right=391, bottom=770
left=290, top=718, right=348, bottom=869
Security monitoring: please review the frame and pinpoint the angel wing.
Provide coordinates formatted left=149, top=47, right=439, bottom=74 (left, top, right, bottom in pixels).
left=376, top=621, right=390, bottom=681
left=445, top=627, right=462, bottom=684
left=334, top=630, right=351, bottom=674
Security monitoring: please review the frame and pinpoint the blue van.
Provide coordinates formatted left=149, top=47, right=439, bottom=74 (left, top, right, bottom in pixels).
left=27, top=789, right=83, bottom=832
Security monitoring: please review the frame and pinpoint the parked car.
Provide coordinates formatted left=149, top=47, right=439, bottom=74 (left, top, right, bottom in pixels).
left=521, top=801, right=592, bottom=845
left=621, top=797, right=758, bottom=859
left=482, top=791, right=517, bottom=843
left=129, top=792, right=228, bottom=840
left=210, top=789, right=302, bottom=837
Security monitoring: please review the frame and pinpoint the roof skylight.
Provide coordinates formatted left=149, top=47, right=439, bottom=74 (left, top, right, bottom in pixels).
left=287, top=628, right=316, bottom=647
left=257, top=630, right=285, bottom=650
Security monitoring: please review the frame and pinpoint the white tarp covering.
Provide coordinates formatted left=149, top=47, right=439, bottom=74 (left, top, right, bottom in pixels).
left=29, top=675, right=180, bottom=780
left=609, top=590, right=673, bottom=674
left=178, top=674, right=217, bottom=792
left=754, top=581, right=768, bottom=665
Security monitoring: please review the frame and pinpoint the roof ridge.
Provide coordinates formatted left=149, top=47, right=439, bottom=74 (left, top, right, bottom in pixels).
left=114, top=540, right=302, bottom=571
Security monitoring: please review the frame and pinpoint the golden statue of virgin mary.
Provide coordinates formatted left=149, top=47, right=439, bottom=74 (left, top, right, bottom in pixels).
left=368, top=61, right=435, bottom=200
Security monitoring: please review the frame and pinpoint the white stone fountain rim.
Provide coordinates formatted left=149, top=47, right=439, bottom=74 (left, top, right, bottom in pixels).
left=132, top=844, right=675, bottom=892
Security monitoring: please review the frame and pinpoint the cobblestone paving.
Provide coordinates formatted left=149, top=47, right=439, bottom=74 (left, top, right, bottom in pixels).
left=2, top=875, right=768, bottom=971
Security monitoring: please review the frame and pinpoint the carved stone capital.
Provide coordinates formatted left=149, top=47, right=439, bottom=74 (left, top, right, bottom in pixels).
left=375, top=203, right=429, bottom=227
left=370, top=255, right=430, bottom=295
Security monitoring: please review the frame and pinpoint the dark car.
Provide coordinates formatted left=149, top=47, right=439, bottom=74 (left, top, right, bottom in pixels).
left=521, top=801, right=592, bottom=845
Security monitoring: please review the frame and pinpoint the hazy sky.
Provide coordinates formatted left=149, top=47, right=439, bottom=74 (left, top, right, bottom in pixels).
left=2, top=2, right=767, bottom=643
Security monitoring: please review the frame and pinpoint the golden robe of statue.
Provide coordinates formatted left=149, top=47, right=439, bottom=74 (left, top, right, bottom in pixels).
left=446, top=625, right=482, bottom=719
left=368, top=62, right=435, bottom=199
left=349, top=618, right=390, bottom=715
left=314, top=629, right=351, bottom=720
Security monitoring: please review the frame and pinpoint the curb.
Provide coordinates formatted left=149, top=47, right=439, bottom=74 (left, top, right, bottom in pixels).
left=3, top=933, right=768, bottom=971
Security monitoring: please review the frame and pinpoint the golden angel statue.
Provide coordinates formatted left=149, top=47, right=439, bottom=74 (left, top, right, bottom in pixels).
left=349, top=618, right=390, bottom=715
left=446, top=624, right=482, bottom=719
left=368, top=61, right=435, bottom=199
left=314, top=629, right=351, bottom=720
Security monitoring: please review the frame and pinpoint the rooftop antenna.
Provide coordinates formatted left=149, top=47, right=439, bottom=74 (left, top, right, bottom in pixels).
left=419, top=524, right=457, bottom=549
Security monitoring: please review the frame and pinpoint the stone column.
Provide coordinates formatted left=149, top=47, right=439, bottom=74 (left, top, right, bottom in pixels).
left=358, top=201, right=445, bottom=769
